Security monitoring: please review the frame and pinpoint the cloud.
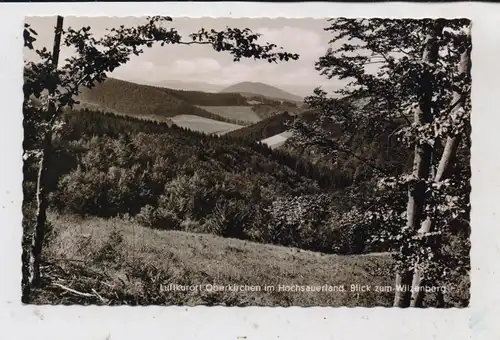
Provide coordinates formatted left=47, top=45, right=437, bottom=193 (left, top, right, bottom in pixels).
left=112, top=57, right=222, bottom=83
left=256, top=26, right=326, bottom=61
left=105, top=23, right=336, bottom=91
left=171, top=58, right=221, bottom=76
left=25, top=17, right=345, bottom=96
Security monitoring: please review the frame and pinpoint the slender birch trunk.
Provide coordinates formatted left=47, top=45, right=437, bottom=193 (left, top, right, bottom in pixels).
left=393, top=22, right=443, bottom=307
left=27, top=15, right=64, bottom=288
left=410, top=29, right=471, bottom=307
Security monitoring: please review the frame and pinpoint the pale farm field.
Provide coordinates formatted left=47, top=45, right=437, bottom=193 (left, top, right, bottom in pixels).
left=170, top=114, right=244, bottom=135
left=196, top=105, right=262, bottom=123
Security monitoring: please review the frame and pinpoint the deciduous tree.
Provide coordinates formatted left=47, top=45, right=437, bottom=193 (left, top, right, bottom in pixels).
left=22, top=15, right=299, bottom=299
left=292, top=18, right=471, bottom=307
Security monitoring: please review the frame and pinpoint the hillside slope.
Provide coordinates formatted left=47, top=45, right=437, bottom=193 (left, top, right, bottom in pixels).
left=77, top=78, right=250, bottom=126
left=226, top=110, right=320, bottom=142
left=226, top=111, right=293, bottom=141
left=34, top=213, right=395, bottom=306
left=220, top=82, right=304, bottom=103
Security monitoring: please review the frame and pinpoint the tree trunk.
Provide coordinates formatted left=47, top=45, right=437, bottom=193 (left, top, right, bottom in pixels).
left=28, top=131, right=53, bottom=286
left=27, top=15, right=64, bottom=289
left=393, top=22, right=443, bottom=307
left=410, top=31, right=471, bottom=307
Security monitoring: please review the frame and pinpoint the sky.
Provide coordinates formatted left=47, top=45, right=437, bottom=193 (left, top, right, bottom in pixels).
left=24, top=16, right=348, bottom=97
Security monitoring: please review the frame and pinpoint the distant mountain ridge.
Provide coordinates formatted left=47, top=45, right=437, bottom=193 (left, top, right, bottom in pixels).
left=220, top=82, right=304, bottom=103
left=141, top=80, right=224, bottom=93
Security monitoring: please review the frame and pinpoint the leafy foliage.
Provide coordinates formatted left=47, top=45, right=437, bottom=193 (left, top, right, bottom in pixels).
left=291, top=18, right=471, bottom=307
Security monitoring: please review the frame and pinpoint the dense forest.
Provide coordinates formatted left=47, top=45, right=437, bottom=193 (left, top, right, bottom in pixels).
left=22, top=101, right=427, bottom=256
left=24, top=108, right=370, bottom=255
left=158, top=86, right=249, bottom=106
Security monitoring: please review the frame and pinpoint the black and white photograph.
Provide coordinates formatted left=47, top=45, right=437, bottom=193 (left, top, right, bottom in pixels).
left=21, top=15, right=471, bottom=308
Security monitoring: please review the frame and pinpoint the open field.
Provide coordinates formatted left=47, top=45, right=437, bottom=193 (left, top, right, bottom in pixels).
left=246, top=100, right=262, bottom=105
left=170, top=114, right=243, bottom=135
left=196, top=105, right=262, bottom=123
left=34, top=213, right=395, bottom=306
left=261, top=131, right=294, bottom=149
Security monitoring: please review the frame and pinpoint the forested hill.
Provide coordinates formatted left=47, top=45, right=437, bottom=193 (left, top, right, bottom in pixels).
left=25, top=107, right=398, bottom=255
left=226, top=109, right=322, bottom=142
left=41, top=108, right=351, bottom=200
left=23, top=105, right=411, bottom=256
left=75, top=78, right=412, bottom=184
left=77, top=78, right=245, bottom=123
left=226, top=111, right=294, bottom=141
left=156, top=86, right=248, bottom=106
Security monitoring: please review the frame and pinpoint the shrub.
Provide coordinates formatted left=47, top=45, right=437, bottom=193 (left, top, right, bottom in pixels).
left=266, top=194, right=331, bottom=249
left=135, top=205, right=181, bottom=231
left=201, top=200, right=251, bottom=239
left=93, top=228, right=125, bottom=264
left=53, top=166, right=109, bottom=216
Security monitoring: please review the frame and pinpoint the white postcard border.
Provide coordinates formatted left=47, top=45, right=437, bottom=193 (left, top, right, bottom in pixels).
left=1, top=2, right=498, bottom=340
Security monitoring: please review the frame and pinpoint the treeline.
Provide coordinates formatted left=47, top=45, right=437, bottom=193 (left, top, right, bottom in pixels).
left=159, top=87, right=249, bottom=106
left=251, top=102, right=301, bottom=120
left=61, top=109, right=350, bottom=188
left=244, top=93, right=300, bottom=106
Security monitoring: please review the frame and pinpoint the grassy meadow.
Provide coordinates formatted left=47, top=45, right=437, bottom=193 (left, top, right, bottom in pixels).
left=33, top=213, right=395, bottom=306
